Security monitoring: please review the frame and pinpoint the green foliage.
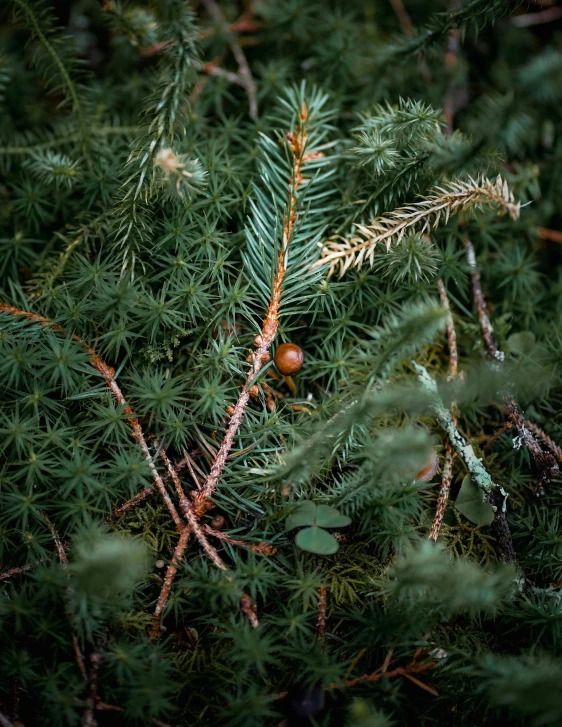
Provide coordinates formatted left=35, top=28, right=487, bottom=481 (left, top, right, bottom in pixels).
left=0, top=0, right=562, bottom=725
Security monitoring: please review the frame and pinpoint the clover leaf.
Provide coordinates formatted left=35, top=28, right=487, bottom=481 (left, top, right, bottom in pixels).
left=454, top=475, right=495, bottom=526
left=286, top=501, right=351, bottom=555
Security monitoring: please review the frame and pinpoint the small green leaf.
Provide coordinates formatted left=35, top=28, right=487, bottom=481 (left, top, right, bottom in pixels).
left=286, top=500, right=317, bottom=530
left=316, top=504, right=352, bottom=528
left=507, top=331, right=536, bottom=356
left=295, top=526, right=339, bottom=555
left=454, top=475, right=495, bottom=526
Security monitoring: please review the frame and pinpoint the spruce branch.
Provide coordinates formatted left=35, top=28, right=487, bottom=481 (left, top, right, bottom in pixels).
left=191, top=94, right=329, bottom=517
left=318, top=176, right=520, bottom=278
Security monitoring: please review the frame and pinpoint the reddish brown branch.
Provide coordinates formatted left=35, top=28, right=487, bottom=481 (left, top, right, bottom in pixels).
left=96, top=702, right=170, bottom=727
left=429, top=442, right=454, bottom=542
left=388, top=0, right=414, bottom=36
left=437, top=278, right=458, bottom=379
left=429, top=280, right=458, bottom=540
left=511, top=5, right=562, bottom=25
left=201, top=0, right=258, bottom=118
left=538, top=227, right=562, bottom=244
left=464, top=241, right=503, bottom=361
left=156, top=441, right=260, bottom=628
left=148, top=526, right=191, bottom=639
left=463, top=246, right=560, bottom=484
left=202, top=525, right=277, bottom=555
left=191, top=106, right=312, bottom=518
left=0, top=563, right=33, bottom=582
left=104, top=454, right=191, bottom=522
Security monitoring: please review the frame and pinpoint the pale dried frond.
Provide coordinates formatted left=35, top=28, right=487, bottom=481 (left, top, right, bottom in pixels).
left=316, top=175, right=520, bottom=278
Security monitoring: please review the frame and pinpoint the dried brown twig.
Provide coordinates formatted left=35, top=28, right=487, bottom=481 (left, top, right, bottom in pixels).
left=191, top=103, right=316, bottom=518
left=316, top=586, right=327, bottom=639
left=464, top=242, right=559, bottom=486
left=319, top=176, right=520, bottom=278
left=429, top=280, right=458, bottom=542
left=201, top=0, right=258, bottom=119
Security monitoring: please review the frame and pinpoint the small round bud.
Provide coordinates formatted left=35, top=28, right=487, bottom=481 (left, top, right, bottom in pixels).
left=274, top=343, right=304, bottom=376
left=155, top=559, right=165, bottom=569
left=211, top=515, right=225, bottom=529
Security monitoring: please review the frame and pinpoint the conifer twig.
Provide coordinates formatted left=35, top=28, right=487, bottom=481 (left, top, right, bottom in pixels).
left=318, top=176, right=520, bottom=277
left=149, top=525, right=190, bottom=639
left=202, top=526, right=276, bottom=555
left=191, top=105, right=313, bottom=517
left=155, top=441, right=260, bottom=628
left=538, top=227, right=562, bottom=244
left=154, top=441, right=226, bottom=572
left=0, top=563, right=33, bottom=582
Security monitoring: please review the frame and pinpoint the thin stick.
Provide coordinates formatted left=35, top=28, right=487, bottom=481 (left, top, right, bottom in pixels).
left=388, top=0, right=414, bottom=36
left=464, top=240, right=502, bottom=361
left=463, top=245, right=559, bottom=484
left=429, top=441, right=454, bottom=542
left=201, top=0, right=258, bottom=118
left=202, top=525, right=276, bottom=555
left=429, top=280, right=458, bottom=541
left=0, top=305, right=184, bottom=531
left=436, top=279, right=458, bottom=379
left=191, top=107, right=312, bottom=517
left=511, top=5, right=562, bottom=25
left=148, top=526, right=191, bottom=639
left=42, top=511, right=67, bottom=563
left=0, top=563, right=33, bottom=582
left=525, top=420, right=562, bottom=461
left=155, top=441, right=227, bottom=572
left=538, top=227, right=562, bottom=244
left=104, top=453, right=191, bottom=522
left=0, top=711, right=14, bottom=727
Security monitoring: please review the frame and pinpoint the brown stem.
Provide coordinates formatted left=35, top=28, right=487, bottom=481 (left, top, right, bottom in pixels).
left=511, top=5, right=562, bottom=25
left=0, top=711, right=15, bottom=727
left=429, top=280, right=458, bottom=540
left=464, top=240, right=503, bottom=361
left=202, top=525, right=276, bottom=555
left=201, top=0, right=258, bottom=118
left=191, top=106, right=311, bottom=517
left=104, top=453, right=191, bottom=522
left=388, top=0, right=414, bottom=36
left=538, top=227, right=562, bottom=244
left=148, top=526, right=191, bottom=639
left=525, top=420, right=562, bottom=462
left=429, top=442, right=454, bottom=542
left=156, top=441, right=260, bottom=628
left=155, top=441, right=227, bottom=572
left=0, top=563, right=33, bottom=582
left=437, top=279, right=458, bottom=379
